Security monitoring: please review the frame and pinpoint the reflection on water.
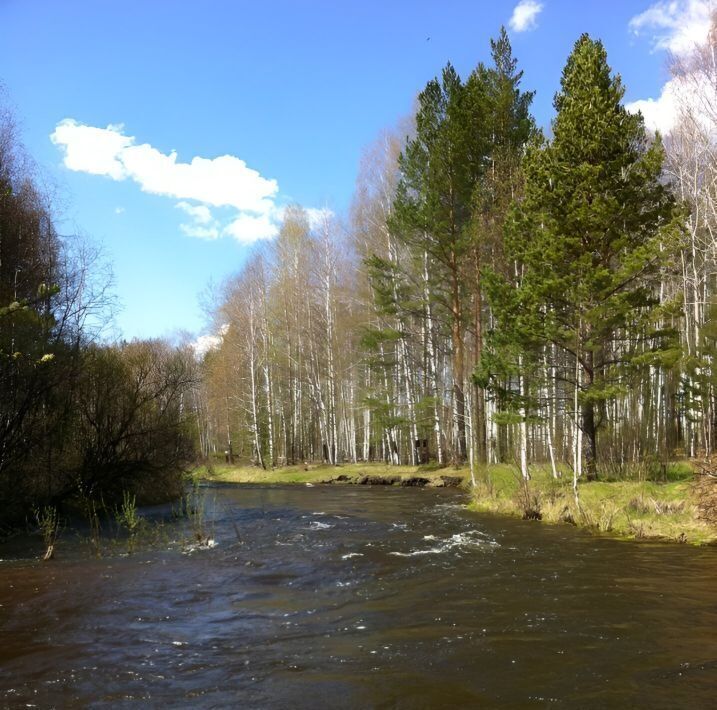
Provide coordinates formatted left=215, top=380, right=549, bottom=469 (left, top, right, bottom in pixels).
left=2, top=484, right=717, bottom=708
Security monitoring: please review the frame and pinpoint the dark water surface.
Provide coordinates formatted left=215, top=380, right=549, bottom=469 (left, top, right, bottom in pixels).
left=2, top=484, right=717, bottom=708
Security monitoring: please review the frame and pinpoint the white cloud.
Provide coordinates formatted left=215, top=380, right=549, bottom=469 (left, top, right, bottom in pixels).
left=629, top=0, right=713, bottom=56
left=121, top=144, right=277, bottom=212
left=509, top=0, right=543, bottom=32
left=114, top=206, right=125, bottom=215
left=191, top=333, right=222, bottom=357
left=51, top=120, right=131, bottom=179
left=175, top=201, right=220, bottom=239
left=190, top=324, right=229, bottom=358
left=51, top=119, right=278, bottom=213
left=51, top=119, right=283, bottom=245
left=627, top=1, right=715, bottom=135
left=176, top=201, right=213, bottom=224
left=626, top=78, right=682, bottom=133
left=305, top=206, right=334, bottom=229
left=628, top=70, right=715, bottom=134
left=223, top=213, right=278, bottom=244
left=51, top=119, right=334, bottom=246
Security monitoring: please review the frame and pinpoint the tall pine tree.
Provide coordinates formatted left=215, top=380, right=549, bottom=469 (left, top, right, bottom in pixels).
left=389, top=62, right=481, bottom=463
left=490, top=34, right=682, bottom=480
left=469, top=28, right=534, bottom=463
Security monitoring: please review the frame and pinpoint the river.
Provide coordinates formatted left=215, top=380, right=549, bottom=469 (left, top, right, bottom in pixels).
left=1, top=483, right=717, bottom=708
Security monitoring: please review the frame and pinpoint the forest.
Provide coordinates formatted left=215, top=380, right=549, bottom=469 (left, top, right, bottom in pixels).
left=3, top=25, right=717, bottom=530
left=7, top=6, right=717, bottom=707
left=196, top=27, right=717, bottom=494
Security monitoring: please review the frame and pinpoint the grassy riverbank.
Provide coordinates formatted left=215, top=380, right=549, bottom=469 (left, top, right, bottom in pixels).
left=469, top=462, right=717, bottom=545
left=196, top=461, right=468, bottom=486
left=195, top=460, right=717, bottom=545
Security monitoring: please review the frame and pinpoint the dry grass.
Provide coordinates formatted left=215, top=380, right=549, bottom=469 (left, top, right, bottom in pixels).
left=694, top=474, right=717, bottom=525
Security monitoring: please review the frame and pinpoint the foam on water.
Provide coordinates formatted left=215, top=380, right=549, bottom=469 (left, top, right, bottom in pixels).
left=308, top=521, right=333, bottom=530
left=389, top=529, right=498, bottom=557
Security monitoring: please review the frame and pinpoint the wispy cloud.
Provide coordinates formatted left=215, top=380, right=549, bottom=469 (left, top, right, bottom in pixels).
left=509, top=0, right=543, bottom=32
left=305, top=206, right=335, bottom=229
left=629, top=0, right=713, bottom=55
left=176, top=201, right=213, bottom=225
left=626, top=1, right=714, bottom=134
left=175, top=200, right=220, bottom=239
left=51, top=119, right=282, bottom=245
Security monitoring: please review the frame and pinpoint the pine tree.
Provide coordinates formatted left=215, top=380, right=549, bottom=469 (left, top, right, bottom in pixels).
left=389, top=63, right=486, bottom=464
left=491, top=34, right=682, bottom=480
left=469, top=27, right=534, bottom=463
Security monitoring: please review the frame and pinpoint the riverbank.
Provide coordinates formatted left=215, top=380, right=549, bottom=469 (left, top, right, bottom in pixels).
left=197, top=460, right=717, bottom=545
left=196, top=462, right=468, bottom=488
left=469, top=463, right=717, bottom=545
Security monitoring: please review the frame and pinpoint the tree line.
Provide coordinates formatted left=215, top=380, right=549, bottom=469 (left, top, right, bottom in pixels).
left=0, top=102, right=197, bottom=529
left=198, top=25, right=717, bottom=483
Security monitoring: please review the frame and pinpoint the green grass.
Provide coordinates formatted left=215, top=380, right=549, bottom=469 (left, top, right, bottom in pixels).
left=469, top=463, right=716, bottom=545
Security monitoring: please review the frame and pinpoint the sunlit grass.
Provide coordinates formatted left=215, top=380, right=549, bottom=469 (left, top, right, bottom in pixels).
left=469, top=462, right=716, bottom=545
left=195, top=460, right=470, bottom=485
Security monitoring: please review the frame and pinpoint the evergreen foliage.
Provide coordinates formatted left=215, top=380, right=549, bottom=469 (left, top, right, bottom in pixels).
left=485, top=35, right=683, bottom=479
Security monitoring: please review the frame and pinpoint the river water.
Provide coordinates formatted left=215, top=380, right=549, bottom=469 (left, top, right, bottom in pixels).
left=1, top=483, right=717, bottom=708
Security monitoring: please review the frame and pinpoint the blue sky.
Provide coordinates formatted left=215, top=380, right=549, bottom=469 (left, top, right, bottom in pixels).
left=0, top=0, right=706, bottom=340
